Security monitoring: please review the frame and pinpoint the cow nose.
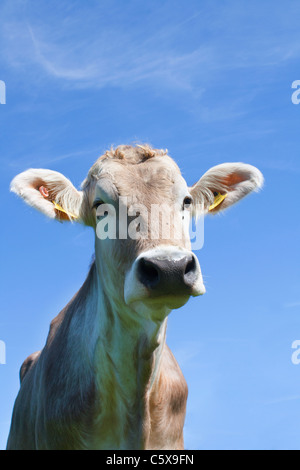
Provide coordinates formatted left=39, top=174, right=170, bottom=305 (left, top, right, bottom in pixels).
left=137, top=254, right=199, bottom=295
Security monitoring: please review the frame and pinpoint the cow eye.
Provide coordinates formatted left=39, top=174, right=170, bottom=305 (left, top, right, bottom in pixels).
left=183, top=196, right=193, bottom=209
left=93, top=200, right=104, bottom=210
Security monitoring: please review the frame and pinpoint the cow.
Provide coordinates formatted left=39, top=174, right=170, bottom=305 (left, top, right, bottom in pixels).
left=7, top=144, right=263, bottom=450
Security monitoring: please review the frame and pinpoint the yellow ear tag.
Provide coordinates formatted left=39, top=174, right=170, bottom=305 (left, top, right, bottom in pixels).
left=52, top=201, right=78, bottom=220
left=209, top=192, right=227, bottom=211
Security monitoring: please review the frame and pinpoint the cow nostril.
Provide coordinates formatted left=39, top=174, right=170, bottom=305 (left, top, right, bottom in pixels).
left=185, top=256, right=196, bottom=275
left=138, top=258, right=160, bottom=288
left=183, top=255, right=198, bottom=287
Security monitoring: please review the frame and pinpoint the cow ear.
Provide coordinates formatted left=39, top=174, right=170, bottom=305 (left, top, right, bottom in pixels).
left=190, top=163, right=264, bottom=215
left=10, top=169, right=84, bottom=222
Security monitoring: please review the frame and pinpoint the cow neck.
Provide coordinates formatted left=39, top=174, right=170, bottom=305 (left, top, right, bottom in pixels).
left=90, top=259, right=168, bottom=447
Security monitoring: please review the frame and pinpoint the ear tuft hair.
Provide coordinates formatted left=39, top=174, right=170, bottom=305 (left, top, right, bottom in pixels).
left=190, top=162, right=264, bottom=215
left=11, top=169, right=83, bottom=221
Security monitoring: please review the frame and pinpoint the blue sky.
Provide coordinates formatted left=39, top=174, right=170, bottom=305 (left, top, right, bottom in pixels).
left=1, top=0, right=300, bottom=450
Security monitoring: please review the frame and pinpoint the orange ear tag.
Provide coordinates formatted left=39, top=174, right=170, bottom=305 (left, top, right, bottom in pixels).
left=52, top=201, right=78, bottom=220
left=209, top=193, right=227, bottom=211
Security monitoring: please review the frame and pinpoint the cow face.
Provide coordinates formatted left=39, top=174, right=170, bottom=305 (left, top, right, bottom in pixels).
left=10, top=145, right=263, bottom=315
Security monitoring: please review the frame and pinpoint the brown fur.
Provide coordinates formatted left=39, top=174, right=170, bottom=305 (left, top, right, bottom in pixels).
left=8, top=144, right=263, bottom=450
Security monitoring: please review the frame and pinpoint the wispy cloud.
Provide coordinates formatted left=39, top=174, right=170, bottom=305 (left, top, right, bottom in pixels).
left=26, top=26, right=213, bottom=93
left=5, top=146, right=102, bottom=169
left=173, top=341, right=203, bottom=368
left=2, top=0, right=300, bottom=95
left=265, top=395, right=300, bottom=405
left=2, top=0, right=300, bottom=130
left=283, top=301, right=300, bottom=309
left=28, top=26, right=97, bottom=83
left=0, top=3, right=213, bottom=93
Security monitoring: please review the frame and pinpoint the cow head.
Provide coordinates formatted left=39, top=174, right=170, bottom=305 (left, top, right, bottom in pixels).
left=11, top=145, right=263, bottom=316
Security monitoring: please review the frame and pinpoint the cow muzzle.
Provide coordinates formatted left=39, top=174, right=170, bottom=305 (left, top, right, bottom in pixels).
left=124, top=247, right=206, bottom=310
